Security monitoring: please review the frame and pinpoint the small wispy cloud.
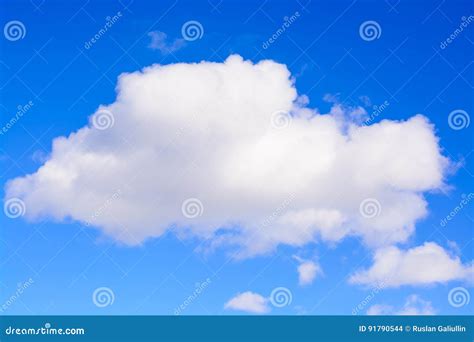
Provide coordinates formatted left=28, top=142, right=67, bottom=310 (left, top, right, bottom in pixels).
left=147, top=31, right=185, bottom=54
left=293, top=256, right=322, bottom=286
left=224, top=291, right=269, bottom=314
left=367, top=295, right=436, bottom=315
left=350, top=242, right=474, bottom=287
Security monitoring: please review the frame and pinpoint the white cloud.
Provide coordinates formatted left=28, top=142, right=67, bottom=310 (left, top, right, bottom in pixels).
left=224, top=291, right=269, bottom=313
left=367, top=295, right=436, bottom=315
left=148, top=31, right=185, bottom=54
left=293, top=256, right=322, bottom=286
left=5, top=55, right=451, bottom=257
left=350, top=242, right=474, bottom=287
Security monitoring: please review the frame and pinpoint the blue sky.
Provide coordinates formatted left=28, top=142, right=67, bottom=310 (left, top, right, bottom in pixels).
left=0, top=0, right=473, bottom=316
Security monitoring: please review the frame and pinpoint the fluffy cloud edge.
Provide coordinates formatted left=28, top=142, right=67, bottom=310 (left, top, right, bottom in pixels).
left=3, top=55, right=454, bottom=260
left=224, top=291, right=269, bottom=314
left=350, top=242, right=474, bottom=288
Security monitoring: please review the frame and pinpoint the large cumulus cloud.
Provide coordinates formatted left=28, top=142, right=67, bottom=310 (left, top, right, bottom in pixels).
left=5, top=55, right=450, bottom=258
